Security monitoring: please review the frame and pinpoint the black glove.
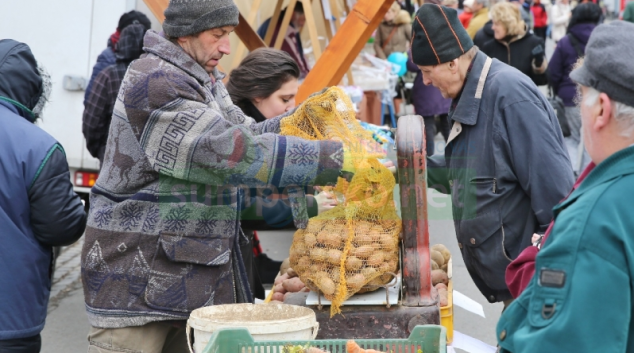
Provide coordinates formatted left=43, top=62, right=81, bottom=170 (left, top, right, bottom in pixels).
left=531, top=44, right=545, bottom=68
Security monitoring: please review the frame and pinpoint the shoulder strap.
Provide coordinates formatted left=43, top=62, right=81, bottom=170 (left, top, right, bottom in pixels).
left=382, top=26, right=399, bottom=51
left=567, top=33, right=584, bottom=57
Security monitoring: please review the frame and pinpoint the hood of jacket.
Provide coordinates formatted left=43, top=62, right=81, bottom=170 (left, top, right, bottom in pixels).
left=115, top=23, right=147, bottom=64
left=0, top=39, right=47, bottom=121
left=568, top=22, right=596, bottom=44
left=394, top=9, right=412, bottom=25
left=482, top=20, right=493, bottom=37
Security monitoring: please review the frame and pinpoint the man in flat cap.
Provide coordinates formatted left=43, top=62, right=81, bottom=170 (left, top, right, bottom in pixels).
left=497, top=21, right=634, bottom=352
left=82, top=0, right=352, bottom=351
left=411, top=4, right=574, bottom=308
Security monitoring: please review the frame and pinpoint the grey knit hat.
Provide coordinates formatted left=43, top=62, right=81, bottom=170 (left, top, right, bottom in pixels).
left=163, top=0, right=240, bottom=38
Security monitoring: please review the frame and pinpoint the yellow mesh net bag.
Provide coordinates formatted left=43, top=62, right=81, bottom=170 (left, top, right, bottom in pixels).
left=281, top=87, right=401, bottom=316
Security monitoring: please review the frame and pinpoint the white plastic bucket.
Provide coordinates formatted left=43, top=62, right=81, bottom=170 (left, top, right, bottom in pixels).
left=186, top=303, right=319, bottom=353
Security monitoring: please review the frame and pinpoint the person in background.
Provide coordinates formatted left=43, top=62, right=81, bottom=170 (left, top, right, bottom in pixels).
left=397, top=0, right=416, bottom=15
left=82, top=24, right=147, bottom=167
left=443, top=0, right=460, bottom=10
left=466, top=0, right=490, bottom=38
left=374, top=2, right=412, bottom=60
left=459, top=0, right=475, bottom=27
left=547, top=3, right=601, bottom=173
left=531, top=0, right=548, bottom=40
left=226, top=48, right=338, bottom=292
left=84, top=10, right=151, bottom=104
left=498, top=21, right=634, bottom=353
left=511, top=0, right=534, bottom=29
left=406, top=53, right=452, bottom=156
left=411, top=4, right=573, bottom=310
left=624, top=0, right=634, bottom=22
left=550, top=0, right=572, bottom=44
left=0, top=39, right=86, bottom=353
left=473, top=19, right=493, bottom=47
left=82, top=0, right=354, bottom=350
left=257, top=3, right=310, bottom=78
left=482, top=2, right=548, bottom=86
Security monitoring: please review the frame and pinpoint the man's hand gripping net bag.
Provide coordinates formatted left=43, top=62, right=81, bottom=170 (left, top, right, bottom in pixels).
left=281, top=87, right=401, bottom=316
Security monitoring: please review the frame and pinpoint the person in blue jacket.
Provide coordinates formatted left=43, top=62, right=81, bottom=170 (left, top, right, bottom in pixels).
left=0, top=40, right=87, bottom=353
left=497, top=21, right=634, bottom=352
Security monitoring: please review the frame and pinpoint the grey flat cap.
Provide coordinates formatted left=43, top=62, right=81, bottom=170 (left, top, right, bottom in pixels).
left=163, top=0, right=239, bottom=38
left=570, top=21, right=634, bottom=108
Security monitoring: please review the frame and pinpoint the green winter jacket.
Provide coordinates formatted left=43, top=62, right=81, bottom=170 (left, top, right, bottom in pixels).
left=496, top=145, right=634, bottom=353
left=624, top=2, right=634, bottom=23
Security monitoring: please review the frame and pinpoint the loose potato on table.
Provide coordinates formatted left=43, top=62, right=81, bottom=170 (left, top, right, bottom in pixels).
left=431, top=269, right=449, bottom=286
left=282, top=277, right=306, bottom=293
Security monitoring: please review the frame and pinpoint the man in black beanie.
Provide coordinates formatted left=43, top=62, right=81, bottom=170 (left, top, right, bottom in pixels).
left=412, top=4, right=574, bottom=308
left=84, top=10, right=152, bottom=104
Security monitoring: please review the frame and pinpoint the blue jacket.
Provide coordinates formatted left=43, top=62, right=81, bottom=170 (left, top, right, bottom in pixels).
left=497, top=146, right=634, bottom=352
left=428, top=51, right=574, bottom=303
left=0, top=39, right=86, bottom=340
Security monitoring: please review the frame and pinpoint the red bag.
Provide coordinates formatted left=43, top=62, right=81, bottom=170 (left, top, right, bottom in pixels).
left=505, top=162, right=596, bottom=298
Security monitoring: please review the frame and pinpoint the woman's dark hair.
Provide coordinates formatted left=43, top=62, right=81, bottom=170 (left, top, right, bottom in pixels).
left=567, top=3, right=602, bottom=31
left=227, top=48, right=300, bottom=112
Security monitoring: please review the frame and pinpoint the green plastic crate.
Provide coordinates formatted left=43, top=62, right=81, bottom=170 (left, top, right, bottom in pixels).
left=202, top=325, right=446, bottom=353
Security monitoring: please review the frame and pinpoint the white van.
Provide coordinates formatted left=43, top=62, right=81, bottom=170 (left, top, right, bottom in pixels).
left=0, top=0, right=159, bottom=204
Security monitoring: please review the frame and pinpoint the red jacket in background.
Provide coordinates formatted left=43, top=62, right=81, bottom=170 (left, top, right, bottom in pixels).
left=532, top=3, right=548, bottom=28
left=505, top=162, right=596, bottom=298
left=459, top=11, right=473, bottom=28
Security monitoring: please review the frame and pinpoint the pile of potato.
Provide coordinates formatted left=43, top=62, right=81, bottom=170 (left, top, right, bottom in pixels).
left=269, top=259, right=310, bottom=303
left=430, top=244, right=451, bottom=307
left=289, top=220, right=400, bottom=300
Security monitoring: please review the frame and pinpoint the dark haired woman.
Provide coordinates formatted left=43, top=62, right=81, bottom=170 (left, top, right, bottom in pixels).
left=228, top=48, right=301, bottom=121
left=228, top=48, right=336, bottom=295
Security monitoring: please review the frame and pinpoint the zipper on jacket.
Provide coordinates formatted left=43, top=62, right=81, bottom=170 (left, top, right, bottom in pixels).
left=492, top=178, right=497, bottom=193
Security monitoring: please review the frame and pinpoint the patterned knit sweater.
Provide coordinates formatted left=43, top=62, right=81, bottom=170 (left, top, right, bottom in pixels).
left=81, top=30, right=343, bottom=328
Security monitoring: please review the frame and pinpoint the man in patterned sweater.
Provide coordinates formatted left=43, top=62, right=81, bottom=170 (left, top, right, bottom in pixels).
left=82, top=0, right=351, bottom=351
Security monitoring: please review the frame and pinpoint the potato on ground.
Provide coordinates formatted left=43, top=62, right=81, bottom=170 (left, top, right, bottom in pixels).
left=271, top=292, right=285, bottom=302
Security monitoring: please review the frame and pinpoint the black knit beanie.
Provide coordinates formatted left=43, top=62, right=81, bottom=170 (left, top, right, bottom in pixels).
left=118, top=10, right=152, bottom=31
left=163, top=0, right=239, bottom=38
left=411, top=4, right=474, bottom=66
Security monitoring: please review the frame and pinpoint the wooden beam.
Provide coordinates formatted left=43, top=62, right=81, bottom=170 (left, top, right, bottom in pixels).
left=301, top=0, right=322, bottom=60
left=143, top=0, right=168, bottom=22
left=234, top=12, right=266, bottom=52
left=274, top=0, right=298, bottom=49
left=297, top=0, right=395, bottom=102
left=320, top=0, right=334, bottom=41
left=231, top=0, right=263, bottom=69
left=264, top=0, right=285, bottom=46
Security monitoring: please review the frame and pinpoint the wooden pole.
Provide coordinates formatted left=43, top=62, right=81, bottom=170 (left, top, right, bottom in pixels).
left=301, top=0, right=323, bottom=60
left=264, top=0, right=285, bottom=46
left=231, top=0, right=263, bottom=69
left=297, top=0, right=395, bottom=102
left=143, top=0, right=168, bottom=22
left=274, top=0, right=298, bottom=49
